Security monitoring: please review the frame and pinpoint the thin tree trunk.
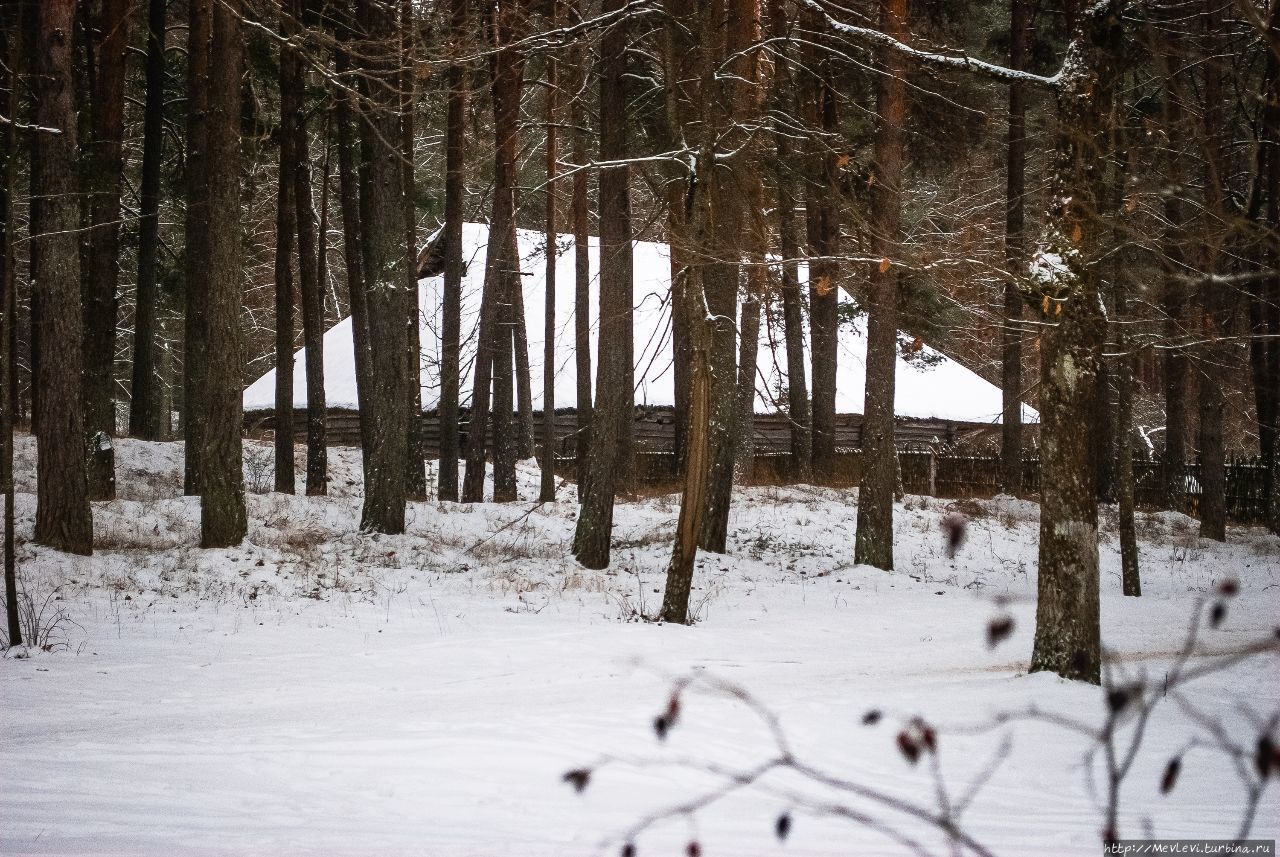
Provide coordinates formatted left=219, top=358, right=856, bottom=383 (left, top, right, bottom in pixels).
left=573, top=0, right=632, bottom=568
left=1116, top=255, right=1140, bottom=596
left=334, top=6, right=374, bottom=474
left=83, top=0, right=129, bottom=501
left=854, top=0, right=907, bottom=572
left=1000, top=0, right=1028, bottom=496
left=512, top=269, right=536, bottom=462
left=287, top=0, right=328, bottom=497
left=1157, top=25, right=1189, bottom=511
left=32, top=0, right=93, bottom=556
left=571, top=0, right=592, bottom=489
left=129, top=0, right=166, bottom=440
left=355, top=0, right=411, bottom=533
left=200, top=0, right=246, bottom=548
left=807, top=61, right=839, bottom=481
left=540, top=13, right=559, bottom=503
left=734, top=175, right=767, bottom=484
left=769, top=0, right=811, bottom=480
left=1195, top=0, right=1227, bottom=542
left=2, top=0, right=22, bottom=644
left=274, top=93, right=297, bottom=495
left=183, top=0, right=213, bottom=497
left=463, top=1, right=524, bottom=503
left=401, top=0, right=425, bottom=502
left=437, top=0, right=466, bottom=502
left=275, top=0, right=299, bottom=495
left=1261, top=1, right=1280, bottom=532
left=493, top=218, right=520, bottom=503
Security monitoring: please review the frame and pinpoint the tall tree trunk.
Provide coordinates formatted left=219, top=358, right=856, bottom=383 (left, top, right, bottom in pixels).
left=355, top=0, right=411, bottom=533
left=573, top=0, right=632, bottom=568
left=437, top=0, right=467, bottom=502
left=334, top=5, right=374, bottom=474
left=854, top=0, right=907, bottom=572
left=1028, top=2, right=1125, bottom=685
left=1157, top=25, right=1189, bottom=511
left=769, top=0, right=811, bottom=481
left=274, top=89, right=297, bottom=495
left=571, top=0, right=592, bottom=490
left=401, top=1, right=425, bottom=502
left=463, top=0, right=524, bottom=503
left=2, top=0, right=22, bottom=643
left=807, top=57, right=839, bottom=481
left=1001, top=0, right=1028, bottom=496
left=289, top=0, right=328, bottom=497
left=700, top=0, right=762, bottom=553
left=83, top=0, right=129, bottom=501
left=129, top=0, right=166, bottom=440
left=660, top=0, right=717, bottom=623
left=183, top=0, right=212, bottom=496
left=1260, top=0, right=1280, bottom=532
left=540, top=10, right=559, bottom=504
left=275, top=0, right=299, bottom=495
left=1115, top=237, right=1140, bottom=596
left=493, top=219, right=520, bottom=503
left=512, top=269, right=536, bottom=462
left=200, top=0, right=246, bottom=548
left=32, top=0, right=93, bottom=555
left=1194, top=0, right=1227, bottom=542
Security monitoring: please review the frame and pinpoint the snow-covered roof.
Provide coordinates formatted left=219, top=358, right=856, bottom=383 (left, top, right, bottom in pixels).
left=243, top=222, right=1037, bottom=424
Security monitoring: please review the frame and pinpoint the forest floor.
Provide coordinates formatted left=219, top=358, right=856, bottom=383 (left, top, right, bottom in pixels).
left=2, top=435, right=1278, bottom=856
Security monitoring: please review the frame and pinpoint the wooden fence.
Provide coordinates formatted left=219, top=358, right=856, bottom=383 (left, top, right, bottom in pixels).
left=246, top=406, right=999, bottom=456
left=245, top=407, right=1268, bottom=525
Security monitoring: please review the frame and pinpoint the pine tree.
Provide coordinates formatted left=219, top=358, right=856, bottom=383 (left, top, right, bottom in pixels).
left=32, top=0, right=93, bottom=556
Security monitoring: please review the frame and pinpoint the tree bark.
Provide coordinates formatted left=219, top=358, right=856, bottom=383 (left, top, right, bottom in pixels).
left=463, top=0, right=524, bottom=503
left=1194, top=0, right=1227, bottom=542
left=200, top=0, right=246, bottom=548
left=1001, top=0, right=1029, bottom=497
left=769, top=0, right=811, bottom=481
left=129, top=0, right=167, bottom=440
left=355, top=0, right=411, bottom=533
left=275, top=0, right=299, bottom=495
left=334, top=4, right=374, bottom=474
left=660, top=0, right=718, bottom=623
left=854, top=0, right=907, bottom=572
left=1028, top=2, right=1126, bottom=685
left=400, top=0, right=425, bottom=502
left=2, top=0, right=22, bottom=643
left=84, top=0, right=130, bottom=501
left=574, top=0, right=632, bottom=568
left=1258, top=0, right=1280, bottom=532
left=437, top=0, right=467, bottom=502
left=288, top=0, right=328, bottom=497
left=1157, top=23, right=1189, bottom=511
left=807, top=59, right=839, bottom=481
left=183, top=0, right=212, bottom=497
left=540, top=10, right=559, bottom=504
left=32, top=0, right=93, bottom=555
left=571, top=0, right=592, bottom=489
left=700, top=0, right=761, bottom=553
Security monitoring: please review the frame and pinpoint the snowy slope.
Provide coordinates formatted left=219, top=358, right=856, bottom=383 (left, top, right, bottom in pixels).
left=243, top=223, right=1038, bottom=423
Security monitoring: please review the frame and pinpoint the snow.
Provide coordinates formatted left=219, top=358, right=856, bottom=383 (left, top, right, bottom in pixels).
left=242, top=222, right=1039, bottom=425
left=3, top=435, right=1277, bottom=856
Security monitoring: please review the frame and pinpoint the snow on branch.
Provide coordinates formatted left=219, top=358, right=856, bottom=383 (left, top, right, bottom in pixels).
left=0, top=113, right=62, bottom=135
left=797, top=0, right=1061, bottom=89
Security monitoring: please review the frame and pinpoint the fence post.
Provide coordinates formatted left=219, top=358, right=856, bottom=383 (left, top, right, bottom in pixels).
left=928, top=450, right=937, bottom=496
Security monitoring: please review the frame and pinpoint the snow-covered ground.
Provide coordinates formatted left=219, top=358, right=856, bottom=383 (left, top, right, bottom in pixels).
left=2, top=435, right=1277, bottom=856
